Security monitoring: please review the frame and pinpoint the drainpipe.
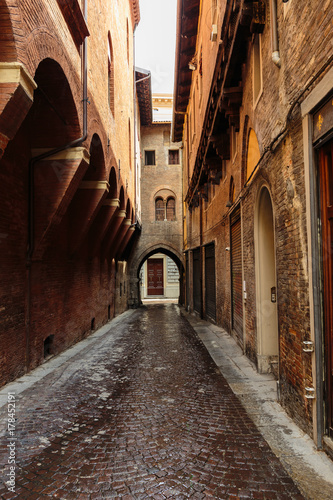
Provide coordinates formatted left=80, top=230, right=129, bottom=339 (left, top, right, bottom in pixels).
left=270, top=0, right=281, bottom=68
left=25, top=0, right=89, bottom=370
left=133, top=24, right=138, bottom=224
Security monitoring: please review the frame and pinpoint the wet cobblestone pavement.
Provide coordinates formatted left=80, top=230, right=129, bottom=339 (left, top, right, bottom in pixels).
left=0, top=304, right=305, bottom=499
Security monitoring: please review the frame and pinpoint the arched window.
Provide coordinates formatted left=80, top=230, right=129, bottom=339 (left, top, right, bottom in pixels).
left=166, top=197, right=176, bottom=221
left=108, top=32, right=114, bottom=115
left=246, top=128, right=260, bottom=180
left=155, top=198, right=164, bottom=221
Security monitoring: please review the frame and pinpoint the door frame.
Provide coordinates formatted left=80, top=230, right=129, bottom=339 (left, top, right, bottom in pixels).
left=255, top=185, right=279, bottom=376
left=301, top=66, right=333, bottom=450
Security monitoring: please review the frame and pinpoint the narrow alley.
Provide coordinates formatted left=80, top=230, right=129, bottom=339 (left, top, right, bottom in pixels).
left=0, top=304, right=309, bottom=499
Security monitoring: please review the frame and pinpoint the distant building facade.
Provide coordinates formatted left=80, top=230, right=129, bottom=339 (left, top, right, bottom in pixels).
left=129, top=94, right=184, bottom=306
left=173, top=0, right=333, bottom=455
left=0, top=0, right=141, bottom=385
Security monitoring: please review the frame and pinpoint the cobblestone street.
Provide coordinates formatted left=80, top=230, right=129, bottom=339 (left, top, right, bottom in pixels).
left=0, top=305, right=305, bottom=499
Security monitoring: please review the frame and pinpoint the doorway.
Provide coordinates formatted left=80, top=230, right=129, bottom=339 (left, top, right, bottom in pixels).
left=256, top=187, right=279, bottom=375
left=147, top=258, right=164, bottom=295
left=231, top=206, right=243, bottom=345
left=318, top=138, right=333, bottom=438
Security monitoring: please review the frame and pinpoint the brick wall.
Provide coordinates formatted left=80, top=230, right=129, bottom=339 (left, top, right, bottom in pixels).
left=0, top=0, right=138, bottom=385
left=128, top=122, right=184, bottom=305
left=181, top=0, right=333, bottom=436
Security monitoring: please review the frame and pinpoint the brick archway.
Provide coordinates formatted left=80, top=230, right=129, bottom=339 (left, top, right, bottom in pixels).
left=128, top=244, right=185, bottom=308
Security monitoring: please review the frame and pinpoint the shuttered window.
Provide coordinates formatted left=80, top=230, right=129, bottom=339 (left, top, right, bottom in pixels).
left=168, top=149, right=179, bottom=165
left=155, top=198, right=164, bottom=221
left=166, top=197, right=175, bottom=221
left=193, top=248, right=201, bottom=314
left=205, top=243, right=216, bottom=321
left=231, top=206, right=243, bottom=345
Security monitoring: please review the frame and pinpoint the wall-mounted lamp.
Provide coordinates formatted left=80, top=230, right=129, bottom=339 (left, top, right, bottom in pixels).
left=226, top=200, right=232, bottom=208
left=282, top=0, right=289, bottom=2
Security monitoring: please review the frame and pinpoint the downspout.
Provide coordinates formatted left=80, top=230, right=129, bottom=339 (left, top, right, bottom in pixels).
left=25, top=0, right=89, bottom=370
left=270, top=0, right=281, bottom=68
left=133, top=23, right=138, bottom=224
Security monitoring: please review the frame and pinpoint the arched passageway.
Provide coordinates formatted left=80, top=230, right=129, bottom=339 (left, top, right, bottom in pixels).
left=129, top=245, right=185, bottom=308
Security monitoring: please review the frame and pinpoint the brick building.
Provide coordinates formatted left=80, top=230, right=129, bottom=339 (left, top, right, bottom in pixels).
left=128, top=94, right=184, bottom=306
left=0, top=0, right=142, bottom=385
left=173, top=0, right=333, bottom=454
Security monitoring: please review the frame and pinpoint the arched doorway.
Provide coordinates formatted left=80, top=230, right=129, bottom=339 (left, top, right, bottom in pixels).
left=255, top=187, right=279, bottom=375
left=140, top=253, right=180, bottom=300
left=129, top=245, right=184, bottom=307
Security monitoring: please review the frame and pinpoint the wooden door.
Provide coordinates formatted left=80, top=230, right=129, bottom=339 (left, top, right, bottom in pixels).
left=147, top=258, right=164, bottom=295
left=319, top=139, right=333, bottom=437
left=205, top=243, right=216, bottom=321
left=193, top=248, right=201, bottom=314
left=231, top=206, right=243, bottom=345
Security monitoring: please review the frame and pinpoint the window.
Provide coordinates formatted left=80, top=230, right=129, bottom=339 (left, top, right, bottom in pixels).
left=231, top=125, right=238, bottom=161
left=145, top=150, right=155, bottom=165
left=229, top=177, right=235, bottom=205
left=253, top=34, right=262, bottom=104
left=155, top=198, right=164, bottom=221
left=166, top=197, right=176, bottom=221
left=169, top=150, right=179, bottom=165
left=108, top=32, right=114, bottom=114
left=163, top=131, right=170, bottom=145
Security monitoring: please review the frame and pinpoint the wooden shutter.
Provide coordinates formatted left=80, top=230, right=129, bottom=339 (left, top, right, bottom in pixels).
left=231, top=207, right=243, bottom=345
left=155, top=198, right=164, bottom=221
left=166, top=198, right=175, bottom=221
left=205, top=243, right=216, bottom=321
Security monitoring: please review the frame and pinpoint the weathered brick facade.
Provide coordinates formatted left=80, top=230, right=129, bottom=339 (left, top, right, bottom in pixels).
left=0, top=0, right=140, bottom=385
left=128, top=110, right=184, bottom=306
left=174, top=0, right=333, bottom=452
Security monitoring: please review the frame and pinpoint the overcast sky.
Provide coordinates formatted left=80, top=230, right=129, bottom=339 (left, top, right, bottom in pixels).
left=135, top=0, right=178, bottom=95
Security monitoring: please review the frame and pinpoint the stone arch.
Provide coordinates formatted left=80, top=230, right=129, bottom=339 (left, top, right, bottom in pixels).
left=83, top=133, right=107, bottom=181
left=32, top=58, right=81, bottom=147
left=68, top=133, right=108, bottom=255
left=2, top=57, right=84, bottom=260
left=25, top=29, right=81, bottom=102
left=153, top=188, right=177, bottom=202
left=150, top=185, right=178, bottom=204
left=136, top=244, right=184, bottom=275
left=108, top=166, right=118, bottom=200
left=119, top=186, right=125, bottom=210
left=128, top=243, right=185, bottom=307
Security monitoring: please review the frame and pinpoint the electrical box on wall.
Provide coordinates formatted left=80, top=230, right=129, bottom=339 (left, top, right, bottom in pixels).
left=211, top=24, right=218, bottom=42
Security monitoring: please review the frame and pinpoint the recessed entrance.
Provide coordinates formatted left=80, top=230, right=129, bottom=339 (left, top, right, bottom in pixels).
left=256, top=187, right=279, bottom=375
left=147, top=258, right=164, bottom=295
left=318, top=138, right=333, bottom=438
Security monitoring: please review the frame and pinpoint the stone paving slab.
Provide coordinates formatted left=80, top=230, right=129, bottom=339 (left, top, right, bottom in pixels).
left=0, top=304, right=316, bottom=499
